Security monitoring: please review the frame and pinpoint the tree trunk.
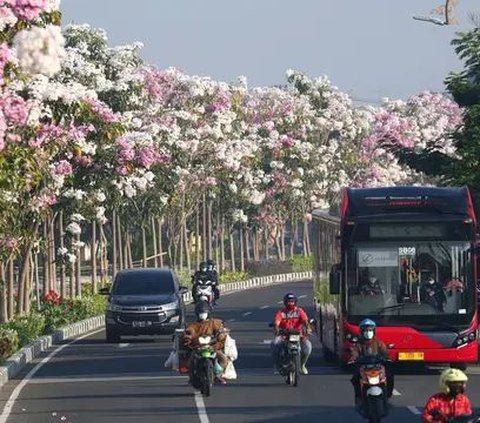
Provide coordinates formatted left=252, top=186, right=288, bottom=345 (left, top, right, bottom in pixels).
left=142, top=224, right=148, bottom=267
left=126, top=231, right=134, bottom=268
left=75, top=233, right=81, bottom=298
left=304, top=217, right=311, bottom=256
left=215, top=209, right=220, bottom=269
left=290, top=216, right=296, bottom=257
left=34, top=252, right=40, bottom=310
left=0, top=262, right=7, bottom=323
left=91, top=221, right=97, bottom=294
left=24, top=251, right=33, bottom=314
left=202, top=194, right=207, bottom=261
left=112, top=210, right=118, bottom=278
left=59, top=211, right=66, bottom=299
left=239, top=226, right=245, bottom=271
left=220, top=216, right=225, bottom=272
left=157, top=218, right=164, bottom=267
left=230, top=228, right=236, bottom=272
left=151, top=217, right=158, bottom=268
left=263, top=227, right=269, bottom=260
left=178, top=213, right=184, bottom=270
left=42, top=221, right=50, bottom=293
left=280, top=224, right=286, bottom=261
left=207, top=200, right=213, bottom=259
left=7, top=259, right=14, bottom=320
left=117, top=213, right=124, bottom=270
left=253, top=229, right=260, bottom=261
left=245, top=228, right=251, bottom=262
left=99, top=223, right=107, bottom=283
left=16, top=247, right=30, bottom=315
left=184, top=218, right=191, bottom=272
left=195, top=208, right=200, bottom=270
left=49, top=213, right=57, bottom=293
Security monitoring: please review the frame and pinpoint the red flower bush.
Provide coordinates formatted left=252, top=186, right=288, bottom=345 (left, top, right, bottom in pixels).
left=43, top=289, right=62, bottom=306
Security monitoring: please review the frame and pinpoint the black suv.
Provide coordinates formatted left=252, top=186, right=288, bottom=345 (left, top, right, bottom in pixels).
left=101, top=268, right=187, bottom=343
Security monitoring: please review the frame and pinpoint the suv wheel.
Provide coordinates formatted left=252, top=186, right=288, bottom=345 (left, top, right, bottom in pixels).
left=106, top=325, right=121, bottom=343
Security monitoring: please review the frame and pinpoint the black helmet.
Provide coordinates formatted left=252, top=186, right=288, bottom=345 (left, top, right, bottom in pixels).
left=206, top=259, right=216, bottom=271
left=199, top=261, right=208, bottom=272
left=283, top=292, right=297, bottom=306
left=194, top=301, right=210, bottom=320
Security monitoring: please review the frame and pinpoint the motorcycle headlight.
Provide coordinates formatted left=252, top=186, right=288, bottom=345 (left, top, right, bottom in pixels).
left=107, top=303, right=122, bottom=312
left=161, top=302, right=178, bottom=311
left=368, top=375, right=380, bottom=385
left=198, top=336, right=211, bottom=345
left=289, top=334, right=301, bottom=342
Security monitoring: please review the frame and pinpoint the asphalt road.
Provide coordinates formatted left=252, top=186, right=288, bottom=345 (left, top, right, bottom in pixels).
left=1, top=280, right=480, bottom=422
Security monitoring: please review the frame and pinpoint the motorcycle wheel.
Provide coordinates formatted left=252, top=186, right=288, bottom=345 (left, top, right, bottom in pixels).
left=367, top=395, right=384, bottom=423
left=202, top=360, right=214, bottom=397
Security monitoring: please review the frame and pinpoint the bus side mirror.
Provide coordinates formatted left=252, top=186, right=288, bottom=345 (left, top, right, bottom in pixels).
left=329, top=264, right=341, bottom=295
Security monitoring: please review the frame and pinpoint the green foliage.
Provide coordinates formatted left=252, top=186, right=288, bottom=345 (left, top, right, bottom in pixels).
left=288, top=254, right=313, bottom=272
left=176, top=268, right=193, bottom=287
left=5, top=313, right=46, bottom=347
left=219, top=271, right=249, bottom=284
left=0, top=329, right=19, bottom=362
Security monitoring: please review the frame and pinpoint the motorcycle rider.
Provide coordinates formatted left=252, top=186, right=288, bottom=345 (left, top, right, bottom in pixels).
left=192, top=260, right=220, bottom=304
left=349, top=318, right=394, bottom=404
left=272, top=292, right=312, bottom=375
left=422, top=368, right=472, bottom=422
left=183, top=301, right=229, bottom=384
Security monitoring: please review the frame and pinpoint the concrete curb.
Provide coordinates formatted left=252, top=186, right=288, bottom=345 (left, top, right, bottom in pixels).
left=0, top=271, right=312, bottom=390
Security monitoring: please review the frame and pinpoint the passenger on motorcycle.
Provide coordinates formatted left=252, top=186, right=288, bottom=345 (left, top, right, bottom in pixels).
left=422, top=368, right=472, bottom=422
left=350, top=318, right=394, bottom=403
left=272, top=293, right=312, bottom=375
left=183, top=302, right=229, bottom=384
left=192, top=260, right=220, bottom=304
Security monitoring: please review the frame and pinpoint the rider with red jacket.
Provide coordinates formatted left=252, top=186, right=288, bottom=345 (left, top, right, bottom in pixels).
left=272, top=293, right=312, bottom=375
left=422, top=368, right=472, bottom=422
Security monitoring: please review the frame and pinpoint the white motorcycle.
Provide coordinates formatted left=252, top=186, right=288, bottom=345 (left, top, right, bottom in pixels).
left=194, top=281, right=215, bottom=308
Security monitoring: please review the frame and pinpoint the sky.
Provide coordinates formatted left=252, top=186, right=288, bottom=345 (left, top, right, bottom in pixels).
left=60, top=0, right=479, bottom=104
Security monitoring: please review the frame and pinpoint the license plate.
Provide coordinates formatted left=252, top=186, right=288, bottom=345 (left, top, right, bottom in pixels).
left=132, top=321, right=152, bottom=328
left=398, top=352, right=424, bottom=361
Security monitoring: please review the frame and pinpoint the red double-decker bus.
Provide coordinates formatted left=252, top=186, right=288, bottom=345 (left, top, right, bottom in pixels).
left=312, top=186, right=478, bottom=368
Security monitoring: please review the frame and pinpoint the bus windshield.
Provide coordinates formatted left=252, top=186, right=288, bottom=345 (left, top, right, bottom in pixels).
left=345, top=242, right=474, bottom=324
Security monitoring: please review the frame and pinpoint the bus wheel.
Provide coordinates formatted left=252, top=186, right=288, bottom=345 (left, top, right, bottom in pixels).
left=450, top=362, right=467, bottom=371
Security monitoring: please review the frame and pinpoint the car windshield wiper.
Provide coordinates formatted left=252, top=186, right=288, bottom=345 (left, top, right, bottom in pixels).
left=375, top=304, right=406, bottom=315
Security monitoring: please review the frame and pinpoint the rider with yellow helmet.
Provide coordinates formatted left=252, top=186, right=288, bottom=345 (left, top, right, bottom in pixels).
left=422, top=368, right=472, bottom=422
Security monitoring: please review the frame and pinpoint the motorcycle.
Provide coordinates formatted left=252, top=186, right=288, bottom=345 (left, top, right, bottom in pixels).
left=190, top=335, right=217, bottom=397
left=277, top=328, right=302, bottom=387
left=194, top=280, right=215, bottom=308
left=355, top=355, right=389, bottom=423
left=429, top=412, right=480, bottom=423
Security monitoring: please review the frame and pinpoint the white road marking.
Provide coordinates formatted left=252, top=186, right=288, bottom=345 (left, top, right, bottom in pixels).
left=194, top=391, right=210, bottom=423
left=28, top=375, right=187, bottom=384
left=0, top=328, right=105, bottom=423
left=118, top=343, right=129, bottom=348
left=260, top=305, right=269, bottom=309
left=227, top=318, right=236, bottom=323
left=392, top=388, right=401, bottom=396
left=407, top=406, right=421, bottom=415
left=277, top=301, right=283, bottom=304
left=298, top=295, right=307, bottom=299
left=242, top=312, right=252, bottom=317
left=262, top=340, right=272, bottom=344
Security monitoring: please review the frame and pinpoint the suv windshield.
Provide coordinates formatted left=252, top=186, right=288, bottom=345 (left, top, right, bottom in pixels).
left=112, top=272, right=175, bottom=296
left=345, top=242, right=474, bottom=322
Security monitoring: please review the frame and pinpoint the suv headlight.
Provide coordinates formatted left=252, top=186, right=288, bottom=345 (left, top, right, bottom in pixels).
left=107, top=303, right=122, bottom=312
left=162, top=302, right=178, bottom=311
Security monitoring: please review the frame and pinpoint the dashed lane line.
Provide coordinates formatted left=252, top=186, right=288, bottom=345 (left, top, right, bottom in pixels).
left=392, top=389, right=401, bottom=396
left=407, top=406, right=421, bottom=415
left=242, top=312, right=252, bottom=317
left=118, top=343, right=129, bottom=348
left=260, top=305, right=270, bottom=309
left=194, top=391, right=210, bottom=423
